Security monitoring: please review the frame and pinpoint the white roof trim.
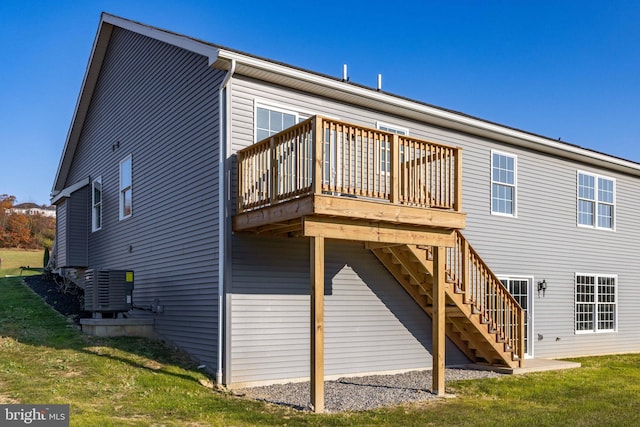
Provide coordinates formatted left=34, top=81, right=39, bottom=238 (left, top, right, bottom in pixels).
left=51, top=177, right=90, bottom=204
left=52, top=13, right=640, bottom=197
left=51, top=13, right=221, bottom=195
left=52, top=17, right=111, bottom=195
left=216, top=48, right=640, bottom=175
left=102, top=14, right=220, bottom=64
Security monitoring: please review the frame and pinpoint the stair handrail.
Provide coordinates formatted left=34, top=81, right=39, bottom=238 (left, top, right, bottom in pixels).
left=446, top=230, right=525, bottom=363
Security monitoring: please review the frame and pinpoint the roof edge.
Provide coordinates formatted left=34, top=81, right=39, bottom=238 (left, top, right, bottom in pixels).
left=215, top=48, right=640, bottom=176
left=101, top=13, right=220, bottom=63
left=51, top=177, right=90, bottom=204
left=51, top=13, right=220, bottom=194
left=53, top=13, right=640, bottom=194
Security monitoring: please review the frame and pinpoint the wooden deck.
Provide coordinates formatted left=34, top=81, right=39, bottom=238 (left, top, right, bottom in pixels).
left=233, top=193, right=465, bottom=245
left=233, top=115, right=524, bottom=412
left=235, top=115, right=465, bottom=244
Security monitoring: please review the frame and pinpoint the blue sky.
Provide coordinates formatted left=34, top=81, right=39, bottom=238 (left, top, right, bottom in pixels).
left=2, top=1, right=640, bottom=205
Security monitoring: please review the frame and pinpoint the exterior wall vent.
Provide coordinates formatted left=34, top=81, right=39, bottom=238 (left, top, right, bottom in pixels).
left=84, top=269, right=134, bottom=313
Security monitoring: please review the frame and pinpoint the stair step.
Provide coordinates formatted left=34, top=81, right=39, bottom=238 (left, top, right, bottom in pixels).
left=371, top=241, right=524, bottom=370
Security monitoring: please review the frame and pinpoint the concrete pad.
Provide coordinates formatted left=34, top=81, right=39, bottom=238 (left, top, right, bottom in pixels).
left=80, top=318, right=154, bottom=338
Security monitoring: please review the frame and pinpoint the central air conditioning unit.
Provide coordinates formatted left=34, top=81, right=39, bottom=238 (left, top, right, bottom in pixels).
left=84, top=269, right=134, bottom=313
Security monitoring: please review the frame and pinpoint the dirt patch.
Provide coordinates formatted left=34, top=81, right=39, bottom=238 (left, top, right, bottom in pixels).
left=22, top=275, right=89, bottom=324
left=0, top=393, right=20, bottom=404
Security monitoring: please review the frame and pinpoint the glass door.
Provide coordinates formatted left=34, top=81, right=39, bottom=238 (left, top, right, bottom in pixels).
left=500, top=277, right=533, bottom=358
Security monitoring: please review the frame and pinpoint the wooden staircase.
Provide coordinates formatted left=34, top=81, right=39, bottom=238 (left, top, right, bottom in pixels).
left=369, top=230, right=524, bottom=368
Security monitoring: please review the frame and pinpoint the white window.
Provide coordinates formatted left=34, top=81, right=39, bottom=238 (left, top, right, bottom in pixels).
left=255, top=105, right=301, bottom=142
left=119, top=156, right=132, bottom=220
left=575, top=274, right=617, bottom=333
left=92, top=177, right=102, bottom=231
left=376, top=122, right=408, bottom=174
left=491, top=151, right=517, bottom=216
left=577, top=171, right=615, bottom=230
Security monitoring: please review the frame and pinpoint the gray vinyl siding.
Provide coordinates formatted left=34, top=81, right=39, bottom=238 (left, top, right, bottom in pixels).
left=230, top=237, right=467, bottom=385
left=55, top=199, right=67, bottom=267
left=458, top=141, right=640, bottom=359
left=63, top=28, right=224, bottom=368
left=228, top=74, right=640, bottom=378
left=55, top=186, right=89, bottom=268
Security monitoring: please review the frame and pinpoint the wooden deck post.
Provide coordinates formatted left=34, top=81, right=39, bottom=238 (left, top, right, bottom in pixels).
left=432, top=245, right=446, bottom=396
left=461, top=238, right=470, bottom=304
left=310, top=236, right=325, bottom=412
left=454, top=148, right=463, bottom=212
left=312, top=116, right=323, bottom=195
left=269, top=137, right=277, bottom=205
left=518, top=307, right=525, bottom=367
left=390, top=133, right=400, bottom=204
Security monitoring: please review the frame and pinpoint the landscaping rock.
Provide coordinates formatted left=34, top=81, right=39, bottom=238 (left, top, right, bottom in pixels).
left=238, top=368, right=503, bottom=412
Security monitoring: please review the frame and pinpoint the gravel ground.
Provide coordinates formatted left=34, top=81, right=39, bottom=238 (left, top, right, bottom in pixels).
left=236, top=368, right=503, bottom=412
left=21, top=275, right=503, bottom=412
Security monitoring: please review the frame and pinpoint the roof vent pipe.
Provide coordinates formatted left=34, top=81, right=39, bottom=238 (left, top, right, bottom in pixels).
left=377, top=74, right=382, bottom=91
left=343, top=64, right=348, bottom=81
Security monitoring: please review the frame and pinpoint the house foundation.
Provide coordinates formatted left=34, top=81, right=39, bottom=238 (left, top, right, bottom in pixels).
left=80, top=318, right=155, bottom=338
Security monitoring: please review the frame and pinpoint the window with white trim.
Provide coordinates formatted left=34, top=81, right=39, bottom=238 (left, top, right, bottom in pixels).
left=255, top=105, right=300, bottom=142
left=255, top=103, right=313, bottom=193
left=119, top=156, right=132, bottom=220
left=376, top=122, right=408, bottom=174
left=575, top=274, right=617, bottom=333
left=92, top=177, right=102, bottom=231
left=491, top=151, right=516, bottom=216
left=577, top=171, right=615, bottom=229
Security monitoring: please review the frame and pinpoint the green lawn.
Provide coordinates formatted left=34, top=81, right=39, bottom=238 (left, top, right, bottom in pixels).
left=1, top=276, right=639, bottom=426
left=0, top=248, right=43, bottom=276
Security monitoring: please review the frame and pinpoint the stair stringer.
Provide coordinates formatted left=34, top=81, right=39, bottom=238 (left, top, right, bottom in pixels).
left=369, top=243, right=520, bottom=369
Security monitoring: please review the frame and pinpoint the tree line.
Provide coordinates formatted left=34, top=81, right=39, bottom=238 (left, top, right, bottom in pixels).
left=0, top=194, right=55, bottom=249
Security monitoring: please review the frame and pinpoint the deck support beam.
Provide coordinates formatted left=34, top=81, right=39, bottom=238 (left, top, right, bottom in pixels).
left=303, top=216, right=455, bottom=247
left=432, top=245, right=446, bottom=395
left=310, top=236, right=325, bottom=412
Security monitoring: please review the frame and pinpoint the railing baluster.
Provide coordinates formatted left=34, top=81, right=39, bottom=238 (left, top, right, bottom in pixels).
left=236, top=115, right=463, bottom=215
left=391, top=134, right=400, bottom=204
left=339, top=124, right=345, bottom=194
left=443, top=230, right=524, bottom=364
left=364, top=130, right=370, bottom=197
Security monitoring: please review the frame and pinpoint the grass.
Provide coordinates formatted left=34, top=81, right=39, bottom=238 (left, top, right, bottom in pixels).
left=0, top=248, right=43, bottom=276
left=1, top=276, right=640, bottom=426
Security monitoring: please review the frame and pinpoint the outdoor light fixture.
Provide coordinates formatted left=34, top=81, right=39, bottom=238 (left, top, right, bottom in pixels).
left=537, top=279, right=547, bottom=297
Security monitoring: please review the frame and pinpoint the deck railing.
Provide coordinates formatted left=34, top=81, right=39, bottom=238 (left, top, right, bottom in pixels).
left=237, top=115, right=462, bottom=213
left=446, top=230, right=525, bottom=363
